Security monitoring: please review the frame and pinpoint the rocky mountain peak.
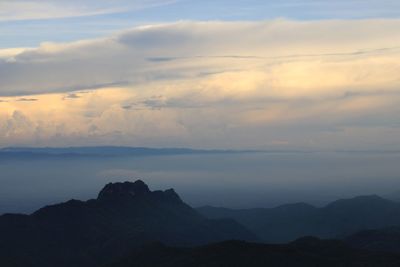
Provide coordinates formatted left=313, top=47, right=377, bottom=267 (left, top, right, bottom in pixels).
left=97, top=180, right=150, bottom=200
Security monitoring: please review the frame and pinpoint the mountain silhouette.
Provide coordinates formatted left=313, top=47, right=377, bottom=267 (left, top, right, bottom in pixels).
left=107, top=238, right=400, bottom=267
left=4, top=181, right=400, bottom=267
left=0, top=180, right=256, bottom=267
left=198, top=195, right=400, bottom=242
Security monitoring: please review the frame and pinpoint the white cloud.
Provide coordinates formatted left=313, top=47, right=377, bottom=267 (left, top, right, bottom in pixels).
left=0, top=20, right=399, bottom=149
left=1, top=20, right=400, bottom=96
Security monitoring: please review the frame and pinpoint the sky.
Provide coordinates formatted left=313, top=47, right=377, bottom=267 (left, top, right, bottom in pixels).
left=0, top=0, right=400, bottom=150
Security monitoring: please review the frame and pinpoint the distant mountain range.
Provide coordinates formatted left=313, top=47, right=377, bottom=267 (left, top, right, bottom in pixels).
left=2, top=180, right=400, bottom=267
left=0, top=146, right=320, bottom=159
left=0, top=180, right=255, bottom=267
left=0, top=146, right=241, bottom=158
left=198, top=195, right=400, bottom=243
left=2, top=147, right=399, bottom=157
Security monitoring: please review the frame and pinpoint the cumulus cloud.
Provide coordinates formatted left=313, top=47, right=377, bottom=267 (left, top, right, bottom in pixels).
left=1, top=20, right=400, bottom=97
left=0, top=20, right=399, bottom=149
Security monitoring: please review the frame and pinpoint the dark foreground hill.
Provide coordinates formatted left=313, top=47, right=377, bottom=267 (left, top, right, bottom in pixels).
left=198, top=195, right=400, bottom=242
left=0, top=180, right=256, bottom=267
left=107, top=237, right=400, bottom=267
left=346, top=226, right=400, bottom=253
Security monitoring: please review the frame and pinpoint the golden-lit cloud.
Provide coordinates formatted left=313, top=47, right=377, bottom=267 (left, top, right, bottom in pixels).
left=0, top=20, right=400, bottom=149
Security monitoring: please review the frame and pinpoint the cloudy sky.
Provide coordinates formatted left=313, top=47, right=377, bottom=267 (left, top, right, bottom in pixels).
left=0, top=0, right=400, bottom=149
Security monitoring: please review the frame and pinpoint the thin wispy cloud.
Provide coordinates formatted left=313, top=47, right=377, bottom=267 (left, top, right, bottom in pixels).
left=16, top=98, right=38, bottom=102
left=2, top=0, right=399, bottom=49
left=62, top=93, right=81, bottom=100
left=0, top=0, right=178, bottom=22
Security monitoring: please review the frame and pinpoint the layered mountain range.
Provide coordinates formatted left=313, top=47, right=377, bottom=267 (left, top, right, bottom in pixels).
left=198, top=195, right=400, bottom=243
left=2, top=180, right=400, bottom=267
left=0, top=180, right=255, bottom=267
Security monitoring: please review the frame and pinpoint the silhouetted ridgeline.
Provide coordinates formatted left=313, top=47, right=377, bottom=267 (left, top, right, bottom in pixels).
left=2, top=180, right=400, bottom=267
left=0, top=180, right=255, bottom=267
left=198, top=195, right=400, bottom=243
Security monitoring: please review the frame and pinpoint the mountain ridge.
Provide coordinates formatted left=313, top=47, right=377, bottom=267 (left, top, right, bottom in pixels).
left=0, top=180, right=256, bottom=267
left=198, top=195, right=400, bottom=243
